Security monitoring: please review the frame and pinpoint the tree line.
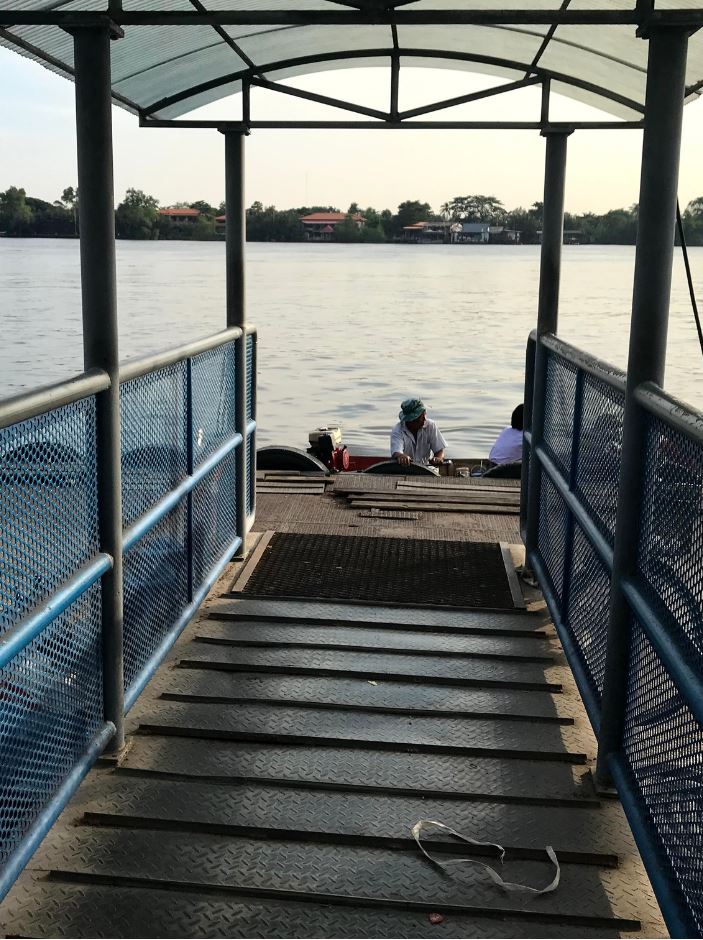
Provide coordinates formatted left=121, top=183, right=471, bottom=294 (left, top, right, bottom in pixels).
left=2, top=185, right=703, bottom=245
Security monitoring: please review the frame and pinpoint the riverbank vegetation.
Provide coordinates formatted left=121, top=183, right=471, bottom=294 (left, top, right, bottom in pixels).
left=2, top=185, right=703, bottom=245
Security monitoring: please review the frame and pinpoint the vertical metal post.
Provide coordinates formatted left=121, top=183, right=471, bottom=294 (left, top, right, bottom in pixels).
left=540, top=78, right=551, bottom=127
left=224, top=130, right=248, bottom=557
left=390, top=53, right=400, bottom=122
left=520, top=333, right=536, bottom=542
left=186, top=358, right=194, bottom=602
left=73, top=26, right=124, bottom=751
left=524, top=131, right=569, bottom=563
left=596, top=27, right=689, bottom=785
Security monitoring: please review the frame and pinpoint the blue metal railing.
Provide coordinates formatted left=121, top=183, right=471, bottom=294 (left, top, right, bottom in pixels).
left=0, top=326, right=257, bottom=902
left=524, top=331, right=703, bottom=937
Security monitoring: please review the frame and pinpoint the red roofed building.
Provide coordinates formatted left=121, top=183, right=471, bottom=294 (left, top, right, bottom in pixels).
left=159, top=207, right=200, bottom=223
left=300, top=211, right=365, bottom=241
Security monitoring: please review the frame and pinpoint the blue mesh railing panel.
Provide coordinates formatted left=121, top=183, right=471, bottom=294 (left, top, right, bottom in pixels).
left=192, top=450, right=237, bottom=592
left=637, top=414, right=703, bottom=673
left=0, top=330, right=258, bottom=902
left=191, top=343, right=236, bottom=467
left=575, top=374, right=625, bottom=545
left=564, top=522, right=611, bottom=702
left=0, top=400, right=99, bottom=634
left=0, top=581, right=103, bottom=866
left=542, top=352, right=577, bottom=480
left=122, top=500, right=188, bottom=690
left=120, top=364, right=187, bottom=528
left=537, top=468, right=568, bottom=608
left=622, top=618, right=703, bottom=936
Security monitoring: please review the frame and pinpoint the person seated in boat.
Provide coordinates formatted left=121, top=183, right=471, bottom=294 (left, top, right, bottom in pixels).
left=391, top=398, right=446, bottom=467
left=489, top=403, right=524, bottom=465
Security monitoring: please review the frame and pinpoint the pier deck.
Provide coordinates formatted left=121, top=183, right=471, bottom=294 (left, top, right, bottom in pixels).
left=0, top=478, right=665, bottom=937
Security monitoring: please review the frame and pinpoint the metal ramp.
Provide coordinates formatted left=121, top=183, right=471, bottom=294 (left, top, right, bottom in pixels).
left=1, top=594, right=664, bottom=938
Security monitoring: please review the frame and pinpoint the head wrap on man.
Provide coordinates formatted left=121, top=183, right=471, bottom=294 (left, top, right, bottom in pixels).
left=399, top=398, right=426, bottom=423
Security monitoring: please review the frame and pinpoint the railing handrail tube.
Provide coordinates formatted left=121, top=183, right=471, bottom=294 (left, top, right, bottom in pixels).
left=0, top=369, right=110, bottom=431
left=119, top=327, right=242, bottom=383
left=245, top=323, right=257, bottom=335
left=122, top=431, right=243, bottom=552
left=246, top=418, right=257, bottom=437
left=635, top=380, right=703, bottom=444
left=541, top=333, right=627, bottom=392
left=0, top=554, right=112, bottom=671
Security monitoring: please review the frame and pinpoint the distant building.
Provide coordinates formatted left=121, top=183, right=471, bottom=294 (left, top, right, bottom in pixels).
left=215, top=214, right=226, bottom=235
left=300, top=211, right=365, bottom=241
left=488, top=226, right=521, bottom=244
left=402, top=220, right=452, bottom=243
left=455, top=222, right=491, bottom=243
left=159, top=207, right=200, bottom=223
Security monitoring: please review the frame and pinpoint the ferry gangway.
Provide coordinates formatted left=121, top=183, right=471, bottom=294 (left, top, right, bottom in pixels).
left=1, top=4, right=703, bottom=937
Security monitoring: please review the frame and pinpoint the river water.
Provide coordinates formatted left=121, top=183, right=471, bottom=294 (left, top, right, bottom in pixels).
left=1, top=239, right=702, bottom=455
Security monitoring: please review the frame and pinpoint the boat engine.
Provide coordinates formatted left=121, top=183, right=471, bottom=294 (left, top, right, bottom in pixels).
left=308, top=426, right=349, bottom=472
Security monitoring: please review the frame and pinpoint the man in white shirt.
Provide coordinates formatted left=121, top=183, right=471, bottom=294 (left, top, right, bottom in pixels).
left=489, top=403, right=524, bottom=465
left=390, top=398, right=447, bottom=467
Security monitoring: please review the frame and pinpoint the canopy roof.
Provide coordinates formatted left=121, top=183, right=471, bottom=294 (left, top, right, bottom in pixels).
left=1, top=2, right=703, bottom=123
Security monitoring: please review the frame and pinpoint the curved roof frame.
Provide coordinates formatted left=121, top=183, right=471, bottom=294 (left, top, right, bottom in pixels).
left=0, top=4, right=702, bottom=130
left=142, top=47, right=647, bottom=123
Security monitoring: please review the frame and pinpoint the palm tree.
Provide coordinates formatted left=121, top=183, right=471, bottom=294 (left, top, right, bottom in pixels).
left=61, top=186, right=78, bottom=235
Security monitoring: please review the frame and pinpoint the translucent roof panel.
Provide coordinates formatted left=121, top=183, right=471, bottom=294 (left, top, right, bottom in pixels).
left=0, top=1, right=702, bottom=120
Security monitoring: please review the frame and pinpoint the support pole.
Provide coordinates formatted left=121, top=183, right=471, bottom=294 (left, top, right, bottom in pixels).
left=73, top=26, right=124, bottom=751
left=596, top=27, right=689, bottom=786
left=224, top=131, right=248, bottom=556
left=524, top=131, right=569, bottom=562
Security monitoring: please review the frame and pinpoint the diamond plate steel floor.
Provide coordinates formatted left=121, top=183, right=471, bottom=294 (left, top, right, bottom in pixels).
left=0, top=549, right=666, bottom=937
left=240, top=533, right=518, bottom=608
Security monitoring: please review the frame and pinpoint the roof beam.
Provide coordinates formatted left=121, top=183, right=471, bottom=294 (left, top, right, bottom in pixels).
left=524, top=0, right=572, bottom=79
left=251, top=76, right=389, bottom=121
left=2, top=9, right=703, bottom=27
left=188, top=0, right=265, bottom=78
left=141, top=117, right=645, bottom=131
left=399, top=76, right=540, bottom=120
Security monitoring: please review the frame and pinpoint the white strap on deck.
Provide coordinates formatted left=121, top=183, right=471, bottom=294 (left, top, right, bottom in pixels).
left=411, top=819, right=560, bottom=895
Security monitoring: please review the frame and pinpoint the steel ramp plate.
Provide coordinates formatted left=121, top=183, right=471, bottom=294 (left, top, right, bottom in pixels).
left=137, top=701, right=584, bottom=762
left=237, top=533, right=520, bottom=609
left=196, top=620, right=558, bottom=661
left=121, top=736, right=595, bottom=804
left=2, top=879, right=626, bottom=939
left=162, top=669, right=573, bottom=722
left=81, top=777, right=621, bottom=864
left=36, top=827, right=639, bottom=930
left=0, top=567, right=660, bottom=936
left=180, top=644, right=562, bottom=692
left=214, top=598, right=544, bottom=633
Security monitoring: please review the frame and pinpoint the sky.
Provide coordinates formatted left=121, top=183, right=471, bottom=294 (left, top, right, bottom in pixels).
left=1, top=43, right=702, bottom=216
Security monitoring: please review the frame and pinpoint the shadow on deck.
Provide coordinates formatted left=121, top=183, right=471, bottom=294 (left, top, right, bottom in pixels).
left=0, top=485, right=666, bottom=938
